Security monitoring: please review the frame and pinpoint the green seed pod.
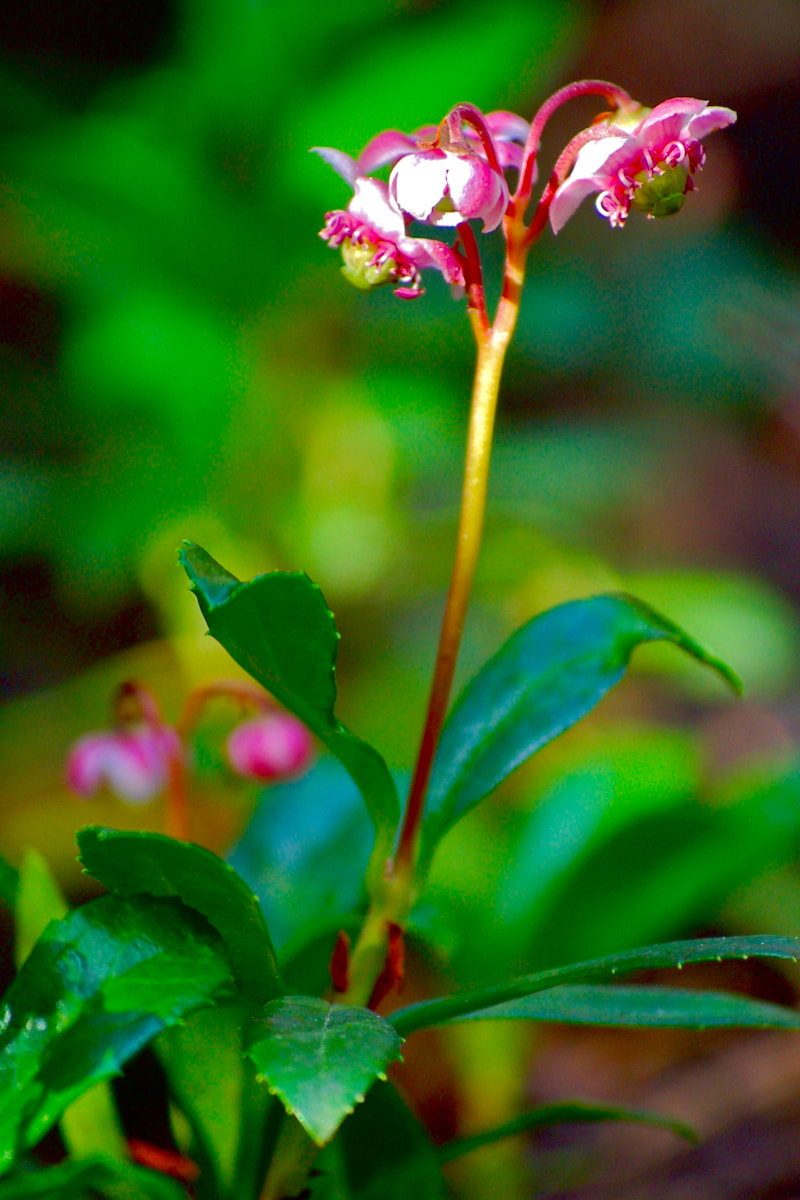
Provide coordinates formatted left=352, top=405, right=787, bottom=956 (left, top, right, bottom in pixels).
left=632, top=164, right=689, bottom=219
left=340, top=239, right=396, bottom=291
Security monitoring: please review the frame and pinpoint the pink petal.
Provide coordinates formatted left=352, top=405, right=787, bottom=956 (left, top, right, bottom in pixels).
left=349, top=178, right=406, bottom=240
left=311, top=147, right=360, bottom=187
left=549, top=172, right=608, bottom=234
left=404, top=237, right=465, bottom=289
left=390, top=152, right=450, bottom=222
left=685, top=105, right=737, bottom=139
left=358, top=129, right=422, bottom=174
left=446, top=155, right=507, bottom=231
left=485, top=110, right=531, bottom=143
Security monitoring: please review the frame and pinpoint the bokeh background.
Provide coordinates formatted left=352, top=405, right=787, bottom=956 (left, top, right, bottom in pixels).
left=3, top=0, right=800, bottom=1195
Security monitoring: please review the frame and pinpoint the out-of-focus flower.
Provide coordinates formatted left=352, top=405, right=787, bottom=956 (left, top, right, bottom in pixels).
left=66, top=724, right=181, bottom=804
left=314, top=147, right=465, bottom=298
left=226, top=712, right=313, bottom=782
left=549, top=98, right=736, bottom=233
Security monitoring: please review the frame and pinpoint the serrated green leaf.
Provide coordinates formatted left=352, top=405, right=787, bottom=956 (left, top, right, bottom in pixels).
left=179, top=543, right=400, bottom=852
left=0, top=894, right=233, bottom=1177
left=438, top=1100, right=697, bottom=1163
left=455, top=984, right=800, bottom=1030
left=78, top=827, right=282, bottom=1007
left=421, top=593, right=740, bottom=869
left=246, top=997, right=403, bottom=1146
left=390, top=935, right=800, bottom=1036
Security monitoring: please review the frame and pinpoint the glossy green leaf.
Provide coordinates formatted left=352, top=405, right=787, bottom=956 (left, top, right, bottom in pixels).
left=180, top=543, right=400, bottom=850
left=246, top=997, right=403, bottom=1145
left=14, top=849, right=128, bottom=1164
left=456, top=984, right=800, bottom=1029
left=78, top=827, right=282, bottom=1007
left=390, top=935, right=800, bottom=1036
left=421, top=594, right=739, bottom=868
left=0, top=894, right=233, bottom=1177
left=438, top=1100, right=697, bottom=1163
left=229, top=756, right=373, bottom=957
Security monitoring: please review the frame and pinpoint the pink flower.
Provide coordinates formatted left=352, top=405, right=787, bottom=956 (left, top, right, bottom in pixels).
left=314, top=147, right=465, bottom=298
left=549, top=98, right=736, bottom=233
left=226, top=713, right=313, bottom=782
left=389, top=149, right=508, bottom=232
left=359, top=109, right=530, bottom=232
left=357, top=110, right=530, bottom=175
left=66, top=724, right=182, bottom=805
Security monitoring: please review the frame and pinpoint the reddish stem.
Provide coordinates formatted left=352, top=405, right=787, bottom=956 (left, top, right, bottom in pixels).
left=446, top=102, right=503, bottom=175
left=457, top=221, right=489, bottom=338
left=177, top=678, right=271, bottom=740
left=515, top=79, right=633, bottom=212
left=522, top=122, right=631, bottom=245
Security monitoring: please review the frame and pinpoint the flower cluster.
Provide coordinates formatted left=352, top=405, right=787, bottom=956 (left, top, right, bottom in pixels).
left=66, top=700, right=313, bottom=805
left=315, top=107, right=529, bottom=298
left=316, top=93, right=736, bottom=299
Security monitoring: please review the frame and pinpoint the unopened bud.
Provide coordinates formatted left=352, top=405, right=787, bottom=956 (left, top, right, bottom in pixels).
left=227, top=713, right=313, bottom=782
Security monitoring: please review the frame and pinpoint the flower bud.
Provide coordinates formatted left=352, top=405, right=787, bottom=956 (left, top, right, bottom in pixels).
left=226, top=713, right=313, bottom=782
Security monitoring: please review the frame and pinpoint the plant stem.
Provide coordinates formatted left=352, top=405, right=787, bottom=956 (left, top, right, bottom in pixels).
left=394, top=238, right=527, bottom=876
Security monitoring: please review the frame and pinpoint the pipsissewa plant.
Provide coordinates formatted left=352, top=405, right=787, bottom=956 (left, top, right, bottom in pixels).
left=1, top=80, right=798, bottom=1200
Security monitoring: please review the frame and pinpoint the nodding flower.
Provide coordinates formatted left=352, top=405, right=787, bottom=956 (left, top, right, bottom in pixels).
left=314, top=147, right=466, bottom=298
left=226, top=712, right=314, bottom=782
left=549, top=97, right=736, bottom=233
left=359, top=108, right=529, bottom=232
left=66, top=723, right=182, bottom=805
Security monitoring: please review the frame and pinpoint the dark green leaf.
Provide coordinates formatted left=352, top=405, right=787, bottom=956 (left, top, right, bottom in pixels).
left=421, top=594, right=740, bottom=868
left=246, top=997, right=403, bottom=1145
left=0, top=860, right=18, bottom=912
left=0, top=894, right=233, bottom=1177
left=180, top=544, right=399, bottom=852
left=438, top=1100, right=697, bottom=1163
left=332, top=1079, right=445, bottom=1199
left=390, top=935, right=800, bottom=1036
left=456, top=984, right=800, bottom=1030
left=0, top=1157, right=187, bottom=1199
left=78, top=827, right=282, bottom=1007
left=156, top=1002, right=257, bottom=1198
